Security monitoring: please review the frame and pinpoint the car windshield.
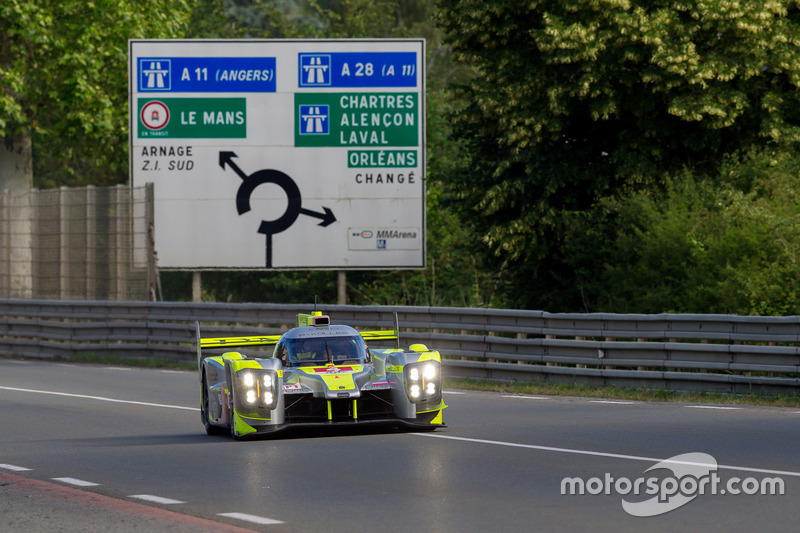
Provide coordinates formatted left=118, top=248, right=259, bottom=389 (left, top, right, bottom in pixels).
left=284, top=335, right=366, bottom=365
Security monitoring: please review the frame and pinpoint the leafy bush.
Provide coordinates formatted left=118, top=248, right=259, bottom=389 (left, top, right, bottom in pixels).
left=595, top=151, right=800, bottom=315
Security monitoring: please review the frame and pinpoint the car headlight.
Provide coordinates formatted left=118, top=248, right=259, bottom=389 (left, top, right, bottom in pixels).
left=403, top=361, right=441, bottom=404
left=234, top=368, right=278, bottom=414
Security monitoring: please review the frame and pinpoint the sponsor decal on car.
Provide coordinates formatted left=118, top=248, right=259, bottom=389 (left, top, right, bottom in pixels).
left=314, top=366, right=353, bottom=373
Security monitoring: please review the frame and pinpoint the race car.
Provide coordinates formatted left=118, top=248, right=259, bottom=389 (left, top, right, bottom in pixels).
left=196, top=312, right=446, bottom=438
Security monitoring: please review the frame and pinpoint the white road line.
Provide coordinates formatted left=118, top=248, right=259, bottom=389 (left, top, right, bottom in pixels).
left=129, top=494, right=186, bottom=505
left=443, top=391, right=466, bottom=395
left=51, top=477, right=100, bottom=487
left=0, top=386, right=199, bottom=412
left=502, top=395, right=550, bottom=400
left=412, top=433, right=800, bottom=478
left=0, top=464, right=32, bottom=472
left=218, top=513, right=284, bottom=525
left=686, top=405, right=742, bottom=410
left=590, top=400, right=635, bottom=405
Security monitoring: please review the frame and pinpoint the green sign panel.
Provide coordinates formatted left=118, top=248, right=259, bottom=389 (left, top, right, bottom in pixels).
left=347, top=150, right=418, bottom=168
left=295, top=92, right=418, bottom=147
left=137, top=98, right=246, bottom=138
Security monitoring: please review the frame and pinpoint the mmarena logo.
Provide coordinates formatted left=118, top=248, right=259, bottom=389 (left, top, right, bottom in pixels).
left=561, top=452, right=785, bottom=517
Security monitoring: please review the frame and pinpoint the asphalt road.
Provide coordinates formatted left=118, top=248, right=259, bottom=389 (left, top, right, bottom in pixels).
left=1, top=358, right=798, bottom=532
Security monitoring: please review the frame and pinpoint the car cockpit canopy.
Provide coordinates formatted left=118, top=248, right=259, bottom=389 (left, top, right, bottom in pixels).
left=278, top=329, right=367, bottom=366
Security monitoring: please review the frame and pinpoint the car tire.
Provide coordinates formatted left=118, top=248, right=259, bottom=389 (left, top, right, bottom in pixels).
left=202, top=372, right=226, bottom=436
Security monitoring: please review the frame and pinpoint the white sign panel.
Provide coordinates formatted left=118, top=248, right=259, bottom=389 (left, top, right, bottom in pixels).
left=129, top=39, right=425, bottom=269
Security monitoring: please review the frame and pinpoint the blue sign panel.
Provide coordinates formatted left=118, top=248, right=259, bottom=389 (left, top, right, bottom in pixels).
left=298, top=105, right=330, bottom=135
left=298, top=52, right=417, bottom=88
left=138, top=57, right=276, bottom=92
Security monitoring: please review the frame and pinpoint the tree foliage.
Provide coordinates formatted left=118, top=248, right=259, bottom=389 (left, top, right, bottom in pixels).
left=13, top=1, right=799, bottom=313
left=0, top=0, right=191, bottom=187
left=436, top=0, right=800, bottom=311
left=596, top=150, right=800, bottom=315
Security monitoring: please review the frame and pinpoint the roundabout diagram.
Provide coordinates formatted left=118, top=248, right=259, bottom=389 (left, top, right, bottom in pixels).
left=219, top=151, right=336, bottom=267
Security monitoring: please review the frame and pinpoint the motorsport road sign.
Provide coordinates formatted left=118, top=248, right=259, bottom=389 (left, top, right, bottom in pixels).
left=129, top=39, right=425, bottom=269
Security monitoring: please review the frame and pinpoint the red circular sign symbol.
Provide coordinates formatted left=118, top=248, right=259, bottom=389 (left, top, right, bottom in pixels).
left=141, top=101, right=169, bottom=130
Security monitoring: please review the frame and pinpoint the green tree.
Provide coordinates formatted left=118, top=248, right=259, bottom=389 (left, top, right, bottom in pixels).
left=187, top=0, right=322, bottom=39
left=436, top=0, right=800, bottom=311
left=597, top=150, right=800, bottom=315
left=0, top=0, right=191, bottom=190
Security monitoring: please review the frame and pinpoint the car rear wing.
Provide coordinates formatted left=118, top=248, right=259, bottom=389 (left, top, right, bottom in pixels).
left=196, top=322, right=282, bottom=371
left=199, top=335, right=282, bottom=349
left=359, top=330, right=398, bottom=341
left=361, top=311, right=401, bottom=349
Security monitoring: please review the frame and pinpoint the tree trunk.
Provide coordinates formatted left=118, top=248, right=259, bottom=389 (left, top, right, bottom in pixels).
left=1, top=131, right=33, bottom=191
left=0, top=131, right=33, bottom=298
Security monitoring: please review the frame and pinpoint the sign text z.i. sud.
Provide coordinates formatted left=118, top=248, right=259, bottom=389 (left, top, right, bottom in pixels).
left=294, top=92, right=418, bottom=147
left=138, top=98, right=246, bottom=138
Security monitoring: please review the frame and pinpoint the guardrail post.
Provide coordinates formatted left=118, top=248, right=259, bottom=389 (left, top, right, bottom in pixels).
left=546, top=334, right=555, bottom=366
left=637, top=338, right=646, bottom=371
left=517, top=333, right=527, bottom=366
left=601, top=337, right=615, bottom=370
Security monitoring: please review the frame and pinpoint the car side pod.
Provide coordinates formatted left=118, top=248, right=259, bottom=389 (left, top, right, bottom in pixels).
left=384, top=348, right=445, bottom=424
left=225, top=357, right=284, bottom=438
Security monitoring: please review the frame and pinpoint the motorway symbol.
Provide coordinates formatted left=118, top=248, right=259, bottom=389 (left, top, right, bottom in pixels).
left=219, top=151, right=336, bottom=267
left=299, top=105, right=329, bottom=135
left=299, top=54, right=331, bottom=86
left=140, top=59, right=171, bottom=90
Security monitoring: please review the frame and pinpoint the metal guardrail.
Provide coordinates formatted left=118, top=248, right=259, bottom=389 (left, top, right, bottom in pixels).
left=1, top=299, right=798, bottom=395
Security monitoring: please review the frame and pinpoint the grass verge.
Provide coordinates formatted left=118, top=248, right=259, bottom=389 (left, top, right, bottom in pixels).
left=444, top=377, right=800, bottom=408
left=48, top=353, right=198, bottom=371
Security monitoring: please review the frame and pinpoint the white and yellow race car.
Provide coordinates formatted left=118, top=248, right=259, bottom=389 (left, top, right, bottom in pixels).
left=197, top=312, right=446, bottom=438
